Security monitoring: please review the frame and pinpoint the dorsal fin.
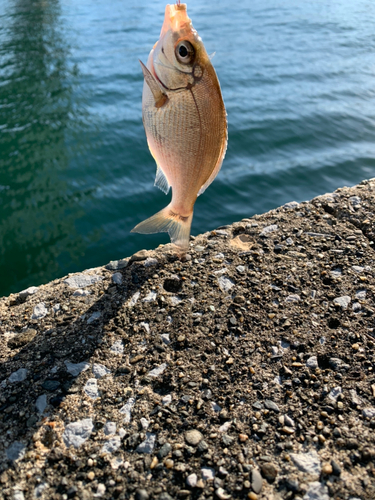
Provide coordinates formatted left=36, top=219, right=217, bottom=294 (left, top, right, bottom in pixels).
left=155, top=165, right=170, bottom=194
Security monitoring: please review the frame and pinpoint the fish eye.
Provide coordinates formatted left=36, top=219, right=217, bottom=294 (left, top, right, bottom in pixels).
left=175, top=41, right=195, bottom=64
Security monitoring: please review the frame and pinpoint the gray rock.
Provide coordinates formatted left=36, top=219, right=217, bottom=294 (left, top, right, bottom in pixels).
left=201, top=467, right=215, bottom=480
left=329, top=358, right=350, bottom=371
left=6, top=441, right=26, bottom=461
left=215, top=488, right=231, bottom=500
left=251, top=469, right=263, bottom=493
left=42, top=380, right=60, bottom=391
left=72, top=289, right=91, bottom=296
left=157, top=443, right=172, bottom=459
left=140, top=418, right=149, bottom=430
left=92, top=363, right=111, bottom=378
left=19, top=286, right=39, bottom=299
left=148, top=363, right=167, bottom=378
left=160, top=334, right=171, bottom=345
left=306, top=356, right=318, bottom=369
left=103, top=421, right=116, bottom=435
left=110, top=340, right=124, bottom=354
left=101, top=435, right=121, bottom=454
left=349, top=389, right=362, bottom=406
left=333, top=296, right=351, bottom=309
left=260, top=224, right=278, bottom=236
left=162, top=394, right=172, bottom=405
left=87, top=311, right=101, bottom=324
left=84, top=378, right=99, bottom=399
left=264, top=400, right=280, bottom=412
left=185, top=429, right=203, bottom=446
left=105, top=259, right=128, bottom=270
left=328, top=386, right=342, bottom=401
left=9, top=368, right=28, bottom=383
left=186, top=473, right=197, bottom=488
left=31, top=302, right=48, bottom=319
left=120, top=397, right=136, bottom=423
left=65, top=360, right=90, bottom=377
left=52, top=303, right=61, bottom=312
left=136, top=432, right=156, bottom=453
left=112, top=272, right=123, bottom=285
left=144, top=257, right=158, bottom=267
left=303, top=481, right=329, bottom=500
left=363, top=407, right=375, bottom=419
left=218, top=276, right=235, bottom=292
left=290, top=450, right=321, bottom=475
left=34, top=483, right=49, bottom=498
left=13, top=490, right=25, bottom=500
left=143, top=291, right=157, bottom=302
left=62, top=418, right=94, bottom=448
left=285, top=294, right=300, bottom=302
left=64, top=274, right=103, bottom=288
left=35, top=394, right=47, bottom=414
left=283, top=201, right=300, bottom=209
left=135, top=489, right=149, bottom=500
left=158, top=494, right=173, bottom=500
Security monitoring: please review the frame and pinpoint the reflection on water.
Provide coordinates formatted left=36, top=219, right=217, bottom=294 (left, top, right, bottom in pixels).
left=1, top=0, right=375, bottom=297
left=0, top=0, right=92, bottom=294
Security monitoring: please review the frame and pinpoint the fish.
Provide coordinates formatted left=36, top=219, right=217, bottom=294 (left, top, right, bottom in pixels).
left=131, top=1, right=227, bottom=253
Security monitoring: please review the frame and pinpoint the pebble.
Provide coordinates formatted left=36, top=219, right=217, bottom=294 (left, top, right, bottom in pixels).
left=19, top=286, right=39, bottom=299
left=157, top=443, right=172, bottom=459
left=290, top=451, right=321, bottom=475
left=331, top=460, right=341, bottom=476
left=260, top=224, right=278, bottom=236
left=62, top=418, right=94, bottom=448
left=158, top=493, right=173, bottom=500
left=219, top=421, right=232, bottom=433
left=140, top=418, right=149, bottom=430
left=251, top=469, right=263, bottom=494
left=185, top=429, right=203, bottom=446
left=322, top=463, right=333, bottom=475
left=144, top=257, right=158, bottom=267
left=352, top=265, right=364, bottom=273
left=13, top=490, right=25, bottom=500
left=87, top=471, right=95, bottom=481
left=162, top=395, right=172, bottom=405
left=101, top=436, right=121, bottom=454
left=131, top=249, right=148, bottom=262
left=112, top=272, right=123, bottom=285
left=136, top=433, right=156, bottom=453
left=186, top=473, right=197, bottom=488
left=6, top=441, right=26, bottom=461
left=211, top=402, right=222, bottom=412
left=84, top=378, right=99, bottom=399
left=306, top=356, right=318, bottom=369
left=160, top=334, right=171, bottom=345
left=35, top=394, right=47, bottom=414
left=285, top=294, right=300, bottom=303
left=248, top=493, right=258, bottom=500
left=105, top=259, right=128, bottom=270
left=362, top=407, right=375, bottom=419
left=103, top=422, right=116, bottom=435
left=72, top=289, right=91, bottom=296
left=92, top=363, right=111, bottom=378
left=261, top=462, right=278, bottom=482
left=218, top=276, right=235, bottom=292
left=31, top=302, right=48, bottom=320
left=64, top=274, right=103, bottom=288
left=215, top=488, right=231, bottom=500
left=329, top=358, right=350, bottom=371
left=303, top=481, right=329, bottom=500
left=9, top=368, right=28, bottom=383
left=201, top=467, right=215, bottom=480
left=110, top=340, right=124, bottom=354
left=119, top=397, right=136, bottom=423
left=64, top=360, right=90, bottom=377
left=143, top=291, right=157, bottom=302
left=328, top=386, right=342, bottom=401
left=264, top=400, right=279, bottom=412
left=333, top=296, right=351, bottom=309
left=34, top=483, right=49, bottom=498
left=42, top=380, right=60, bottom=391
left=135, top=489, right=149, bottom=500
left=95, top=484, right=106, bottom=497
left=148, top=363, right=167, bottom=378
left=128, top=291, right=140, bottom=307
left=87, top=311, right=101, bottom=324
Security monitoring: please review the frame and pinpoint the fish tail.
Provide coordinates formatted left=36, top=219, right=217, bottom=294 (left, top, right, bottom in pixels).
left=131, top=204, right=193, bottom=251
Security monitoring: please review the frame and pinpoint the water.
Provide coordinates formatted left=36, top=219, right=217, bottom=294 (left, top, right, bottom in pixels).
left=1, top=0, right=375, bottom=297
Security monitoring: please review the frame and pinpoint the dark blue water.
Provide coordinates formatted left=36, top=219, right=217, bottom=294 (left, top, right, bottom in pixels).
left=1, top=0, right=375, bottom=297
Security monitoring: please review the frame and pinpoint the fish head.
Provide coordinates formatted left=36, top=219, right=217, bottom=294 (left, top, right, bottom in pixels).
left=151, top=3, right=210, bottom=90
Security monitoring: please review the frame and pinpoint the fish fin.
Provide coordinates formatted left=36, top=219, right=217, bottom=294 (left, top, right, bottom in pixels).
left=154, top=165, right=170, bottom=194
left=209, top=51, right=216, bottom=60
left=139, top=60, right=168, bottom=108
left=131, top=204, right=193, bottom=251
left=198, top=130, right=228, bottom=196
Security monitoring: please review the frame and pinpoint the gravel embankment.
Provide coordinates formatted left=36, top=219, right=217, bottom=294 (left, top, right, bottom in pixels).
left=1, top=179, right=375, bottom=500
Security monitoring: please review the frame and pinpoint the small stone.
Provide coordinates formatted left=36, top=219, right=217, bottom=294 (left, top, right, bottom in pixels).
left=248, top=493, right=258, bottom=500
left=9, top=368, right=28, bottom=383
left=136, top=433, right=156, bottom=453
left=218, top=276, right=235, bottom=292
left=363, top=407, right=375, bottom=419
left=251, top=469, right=263, bottom=494
left=35, top=394, right=47, bottom=414
left=306, top=356, right=318, bottom=369
left=261, top=463, right=278, bottom=483
left=144, top=257, right=158, bottom=267
left=219, top=421, right=232, bottom=433
left=186, top=473, right=197, bottom=488
left=162, top=395, right=172, bottom=406
left=42, top=380, right=60, bottom=391
left=331, top=460, right=341, bottom=476
left=215, top=488, right=231, bottom=500
left=64, top=274, right=103, bottom=288
left=131, top=250, right=148, bottom=262
left=328, top=386, right=342, bottom=401
left=290, top=451, right=321, bottom=475
left=63, top=418, right=94, bottom=448
left=333, top=296, right=351, bottom=309
left=101, top=436, right=121, bottom=454
left=92, top=363, right=111, bottom=378
left=322, top=463, right=333, bottom=475
left=164, top=459, right=174, bottom=469
left=222, top=434, right=234, bottom=446
left=239, top=433, right=248, bottom=442
left=260, top=224, right=278, bottom=236
left=7, top=329, right=37, bottom=349
left=303, top=481, right=329, bottom=500
left=84, top=378, right=99, bottom=399
left=158, top=493, right=173, bottom=500
left=143, top=291, right=157, bottom=302
left=13, top=490, right=25, bottom=500
left=72, top=289, right=91, bottom=296
left=140, top=418, right=149, bottom=430
left=264, top=400, right=279, bottom=412
left=87, top=471, right=95, bottom=481
left=119, top=397, right=136, bottom=423
left=87, top=311, right=101, bottom=324
left=103, top=422, right=116, bottom=435
left=285, top=294, right=300, bottom=303
left=19, top=286, right=39, bottom=299
left=31, top=302, right=48, bottom=320
left=157, top=443, right=172, bottom=459
left=160, top=334, right=171, bottom=345
left=65, top=361, right=90, bottom=377
left=105, top=259, right=129, bottom=270
left=148, top=363, right=167, bottom=378
left=201, top=467, right=215, bottom=480
left=135, top=489, right=149, bottom=500
left=163, top=276, right=182, bottom=293
left=185, top=429, right=203, bottom=446
left=110, top=340, right=124, bottom=354
left=112, top=272, right=123, bottom=285
left=6, top=441, right=26, bottom=461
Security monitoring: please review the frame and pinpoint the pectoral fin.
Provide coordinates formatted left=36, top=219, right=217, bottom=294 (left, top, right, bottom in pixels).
left=139, top=60, right=168, bottom=108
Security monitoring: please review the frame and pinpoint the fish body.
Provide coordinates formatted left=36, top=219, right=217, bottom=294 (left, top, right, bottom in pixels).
left=131, top=3, right=227, bottom=252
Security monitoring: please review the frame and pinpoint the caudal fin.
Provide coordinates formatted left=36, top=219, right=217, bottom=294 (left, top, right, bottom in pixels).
left=131, top=204, right=193, bottom=251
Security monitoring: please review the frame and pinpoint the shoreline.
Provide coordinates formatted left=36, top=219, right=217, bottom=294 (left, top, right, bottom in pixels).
left=0, top=179, right=375, bottom=500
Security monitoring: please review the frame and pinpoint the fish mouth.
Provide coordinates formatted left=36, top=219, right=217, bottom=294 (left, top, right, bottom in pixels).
left=160, top=3, right=191, bottom=37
